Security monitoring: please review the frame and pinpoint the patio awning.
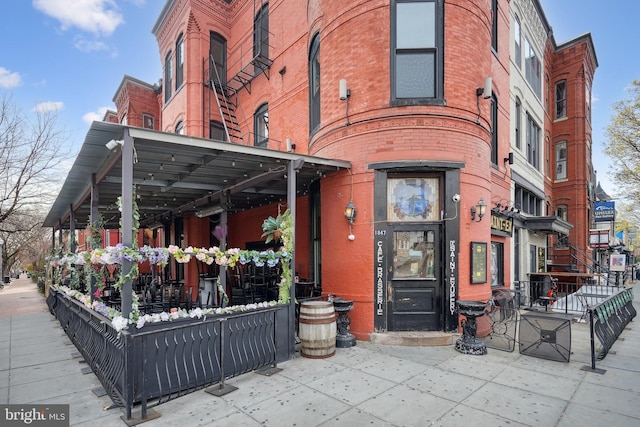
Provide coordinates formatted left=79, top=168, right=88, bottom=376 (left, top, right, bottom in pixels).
left=44, top=121, right=351, bottom=230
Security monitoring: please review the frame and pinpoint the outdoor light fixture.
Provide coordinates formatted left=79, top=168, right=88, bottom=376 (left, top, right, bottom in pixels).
left=476, top=77, right=492, bottom=99
left=504, top=152, right=514, bottom=165
left=105, top=139, right=123, bottom=150
left=344, top=200, right=357, bottom=224
left=470, top=198, right=487, bottom=222
left=195, top=205, right=225, bottom=218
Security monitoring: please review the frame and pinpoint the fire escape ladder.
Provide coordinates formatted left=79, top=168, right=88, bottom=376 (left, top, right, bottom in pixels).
left=209, top=55, right=244, bottom=144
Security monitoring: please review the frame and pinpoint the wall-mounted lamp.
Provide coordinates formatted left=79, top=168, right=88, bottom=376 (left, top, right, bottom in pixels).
left=105, top=139, right=123, bottom=150
left=286, top=137, right=296, bottom=152
left=475, top=77, right=492, bottom=99
left=339, top=79, right=350, bottom=101
left=470, top=198, right=487, bottom=222
left=504, top=152, right=514, bottom=165
left=344, top=200, right=357, bottom=224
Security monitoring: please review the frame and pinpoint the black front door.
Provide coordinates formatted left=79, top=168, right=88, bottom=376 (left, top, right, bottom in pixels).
left=387, top=224, right=442, bottom=331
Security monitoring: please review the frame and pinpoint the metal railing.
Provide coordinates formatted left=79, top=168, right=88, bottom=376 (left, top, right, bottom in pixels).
left=515, top=280, right=621, bottom=315
left=47, top=288, right=291, bottom=422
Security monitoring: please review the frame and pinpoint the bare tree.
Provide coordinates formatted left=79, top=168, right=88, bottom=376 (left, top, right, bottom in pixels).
left=0, top=93, right=71, bottom=275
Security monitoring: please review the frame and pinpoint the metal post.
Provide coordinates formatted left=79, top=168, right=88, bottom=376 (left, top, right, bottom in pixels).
left=121, top=129, right=134, bottom=319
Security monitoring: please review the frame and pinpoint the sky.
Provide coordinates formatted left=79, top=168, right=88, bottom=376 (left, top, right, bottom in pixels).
left=0, top=0, right=637, bottom=200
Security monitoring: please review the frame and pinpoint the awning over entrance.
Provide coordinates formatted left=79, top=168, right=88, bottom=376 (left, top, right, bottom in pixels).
left=44, top=121, right=351, bottom=230
left=524, top=216, right=573, bottom=235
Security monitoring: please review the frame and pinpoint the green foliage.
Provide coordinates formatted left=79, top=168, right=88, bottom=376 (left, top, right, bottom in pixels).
left=605, top=79, right=640, bottom=205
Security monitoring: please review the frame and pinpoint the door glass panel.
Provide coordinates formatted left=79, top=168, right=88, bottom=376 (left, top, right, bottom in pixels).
left=387, top=177, right=439, bottom=221
left=393, top=230, right=435, bottom=279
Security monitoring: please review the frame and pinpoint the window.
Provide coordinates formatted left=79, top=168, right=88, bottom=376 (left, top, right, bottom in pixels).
left=515, top=184, right=542, bottom=216
left=143, top=114, right=154, bottom=130
left=175, top=120, right=184, bottom=135
left=524, top=37, right=541, bottom=98
left=545, top=137, right=550, bottom=178
left=210, top=120, right=225, bottom=141
left=515, top=97, right=521, bottom=149
left=254, top=103, right=268, bottom=148
left=253, top=3, right=269, bottom=72
left=392, top=0, right=443, bottom=102
left=491, top=0, right=498, bottom=51
left=555, top=80, right=566, bottom=119
left=491, top=93, right=498, bottom=165
left=164, top=51, right=172, bottom=103
left=491, top=242, right=504, bottom=287
left=555, top=141, right=567, bottom=180
left=586, top=78, right=592, bottom=122
left=526, top=113, right=540, bottom=170
left=514, top=15, right=521, bottom=68
left=120, top=114, right=127, bottom=125
left=209, top=32, right=226, bottom=84
left=309, top=33, right=320, bottom=134
left=176, top=33, right=184, bottom=89
left=556, top=205, right=569, bottom=247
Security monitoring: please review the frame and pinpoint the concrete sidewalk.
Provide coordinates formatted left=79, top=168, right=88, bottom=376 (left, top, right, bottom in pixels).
left=1, top=276, right=639, bottom=426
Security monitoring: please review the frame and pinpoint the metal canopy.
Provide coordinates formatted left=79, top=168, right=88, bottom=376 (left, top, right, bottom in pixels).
left=44, top=121, right=351, bottom=230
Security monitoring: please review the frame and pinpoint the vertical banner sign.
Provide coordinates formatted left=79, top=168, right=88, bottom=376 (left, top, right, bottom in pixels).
left=374, top=230, right=387, bottom=330
left=449, top=239, right=457, bottom=316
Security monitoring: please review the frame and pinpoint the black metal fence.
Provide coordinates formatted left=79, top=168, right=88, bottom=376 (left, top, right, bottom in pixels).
left=587, top=288, right=636, bottom=363
left=515, top=280, right=621, bottom=316
left=46, top=288, right=291, bottom=422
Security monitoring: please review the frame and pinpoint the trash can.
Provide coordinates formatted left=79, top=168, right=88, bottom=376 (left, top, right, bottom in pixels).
left=3, top=276, right=9, bottom=284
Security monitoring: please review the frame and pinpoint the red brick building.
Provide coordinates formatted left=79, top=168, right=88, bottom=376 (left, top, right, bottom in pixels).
left=101, top=0, right=596, bottom=340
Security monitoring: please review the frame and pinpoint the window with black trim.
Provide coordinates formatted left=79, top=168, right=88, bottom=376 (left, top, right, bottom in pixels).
left=254, top=103, right=268, bottom=148
left=491, top=93, right=498, bottom=165
left=309, top=33, right=320, bottom=134
left=175, top=120, right=184, bottom=135
left=176, top=33, right=184, bottom=90
left=555, top=80, right=566, bottom=119
left=491, top=0, right=498, bottom=51
left=164, top=51, right=172, bottom=103
left=515, top=184, right=542, bottom=216
left=210, top=120, right=225, bottom=141
left=143, top=114, right=154, bottom=130
left=526, top=113, right=540, bottom=170
left=555, top=141, right=567, bottom=180
left=391, top=0, right=443, bottom=102
left=253, top=3, right=269, bottom=73
left=555, top=204, right=569, bottom=247
left=515, top=96, right=521, bottom=149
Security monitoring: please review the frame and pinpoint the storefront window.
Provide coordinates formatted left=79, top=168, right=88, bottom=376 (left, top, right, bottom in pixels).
left=393, top=230, right=436, bottom=279
left=387, top=177, right=439, bottom=221
left=491, top=242, right=504, bottom=287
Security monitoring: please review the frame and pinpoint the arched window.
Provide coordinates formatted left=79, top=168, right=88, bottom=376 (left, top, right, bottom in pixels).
left=175, top=120, right=184, bottom=135
left=309, top=33, right=320, bottom=134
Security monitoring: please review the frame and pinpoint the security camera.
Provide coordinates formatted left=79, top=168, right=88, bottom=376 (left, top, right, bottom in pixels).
left=452, top=194, right=461, bottom=203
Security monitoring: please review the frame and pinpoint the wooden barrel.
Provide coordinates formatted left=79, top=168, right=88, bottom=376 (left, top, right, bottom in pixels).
left=299, top=301, right=336, bottom=358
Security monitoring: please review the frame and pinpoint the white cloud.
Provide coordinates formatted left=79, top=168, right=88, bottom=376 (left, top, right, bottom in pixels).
left=33, top=0, right=124, bottom=36
left=74, top=37, right=109, bottom=53
left=33, top=101, right=64, bottom=113
left=83, top=106, right=111, bottom=125
left=0, top=67, right=22, bottom=88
